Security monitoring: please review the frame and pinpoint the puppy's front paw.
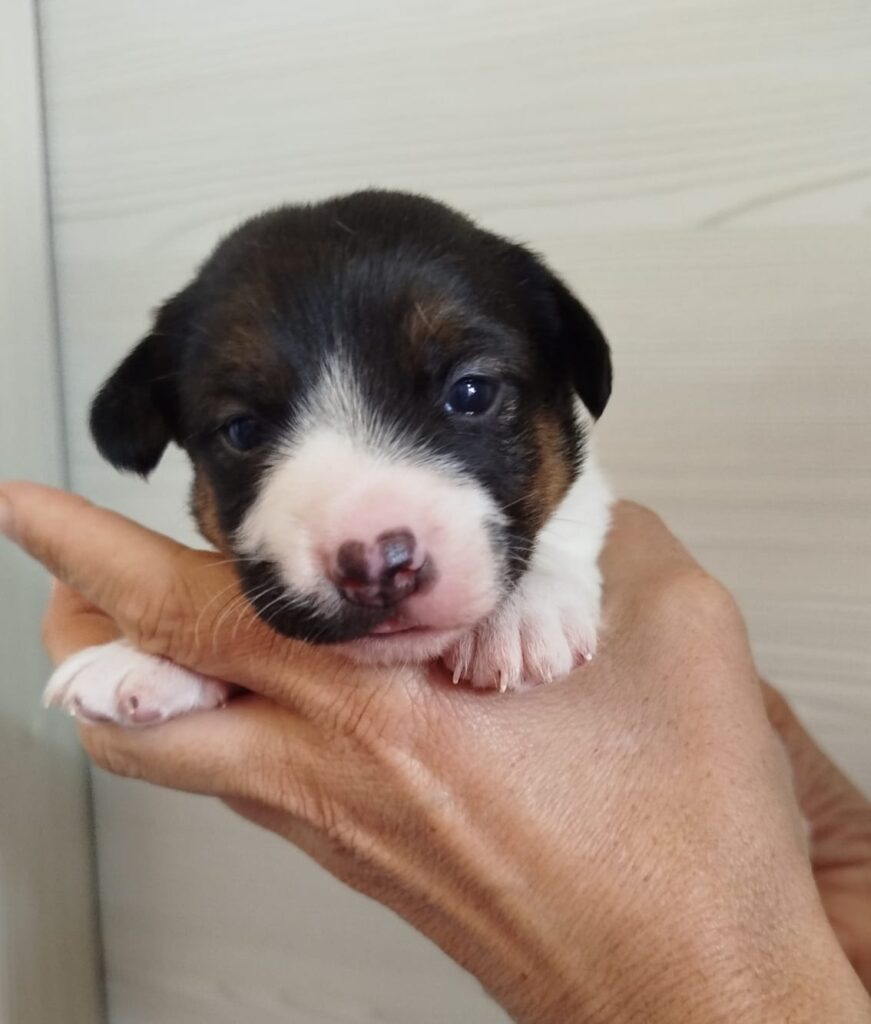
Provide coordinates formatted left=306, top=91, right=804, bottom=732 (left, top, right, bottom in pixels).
left=43, top=640, right=233, bottom=727
left=442, top=573, right=600, bottom=692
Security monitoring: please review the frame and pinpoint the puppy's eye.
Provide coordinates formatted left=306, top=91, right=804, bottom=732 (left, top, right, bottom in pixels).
left=221, top=415, right=265, bottom=452
left=444, top=376, right=501, bottom=417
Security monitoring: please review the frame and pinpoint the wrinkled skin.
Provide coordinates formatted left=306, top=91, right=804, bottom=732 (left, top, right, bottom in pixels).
left=1, top=483, right=869, bottom=1023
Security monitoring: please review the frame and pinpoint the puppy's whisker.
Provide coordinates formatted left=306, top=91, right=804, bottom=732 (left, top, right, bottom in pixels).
left=209, top=583, right=276, bottom=652
left=260, top=597, right=289, bottom=628
left=193, top=579, right=246, bottom=649
left=498, top=485, right=552, bottom=515
left=231, top=603, right=254, bottom=643
left=197, top=555, right=260, bottom=572
left=210, top=598, right=251, bottom=655
left=203, top=592, right=253, bottom=655
left=254, top=589, right=293, bottom=625
left=229, top=583, right=282, bottom=642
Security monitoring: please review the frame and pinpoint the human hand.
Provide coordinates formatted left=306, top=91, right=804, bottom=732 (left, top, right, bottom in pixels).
left=1, top=484, right=869, bottom=1023
left=762, top=683, right=871, bottom=990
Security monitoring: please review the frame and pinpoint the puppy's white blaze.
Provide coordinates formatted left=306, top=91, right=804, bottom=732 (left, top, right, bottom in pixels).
left=236, top=362, right=505, bottom=641
left=299, top=356, right=411, bottom=462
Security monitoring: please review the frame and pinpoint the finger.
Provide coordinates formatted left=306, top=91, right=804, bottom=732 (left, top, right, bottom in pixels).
left=42, top=581, right=121, bottom=663
left=0, top=480, right=226, bottom=666
left=78, top=694, right=325, bottom=806
left=0, top=481, right=191, bottom=610
left=761, top=681, right=871, bottom=823
left=0, top=481, right=296, bottom=696
left=599, top=500, right=744, bottom=659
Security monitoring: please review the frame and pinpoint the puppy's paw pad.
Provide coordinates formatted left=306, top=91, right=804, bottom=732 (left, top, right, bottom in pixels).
left=44, top=640, right=232, bottom=727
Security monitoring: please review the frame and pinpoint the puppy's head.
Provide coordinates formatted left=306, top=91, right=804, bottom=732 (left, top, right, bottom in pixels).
left=91, top=191, right=611, bottom=663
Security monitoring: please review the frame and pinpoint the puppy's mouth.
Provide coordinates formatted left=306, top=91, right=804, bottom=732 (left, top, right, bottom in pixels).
left=335, top=620, right=465, bottom=666
left=367, top=616, right=426, bottom=636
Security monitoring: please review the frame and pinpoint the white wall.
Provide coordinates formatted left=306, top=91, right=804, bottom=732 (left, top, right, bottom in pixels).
left=37, top=1, right=871, bottom=1021
left=0, top=2, right=103, bottom=1021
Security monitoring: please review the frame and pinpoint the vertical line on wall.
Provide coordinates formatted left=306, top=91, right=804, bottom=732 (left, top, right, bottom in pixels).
left=32, top=0, right=72, bottom=489
left=30, top=1, right=109, bottom=1020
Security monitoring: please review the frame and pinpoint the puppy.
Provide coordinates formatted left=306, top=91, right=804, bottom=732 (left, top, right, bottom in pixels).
left=44, top=190, right=613, bottom=725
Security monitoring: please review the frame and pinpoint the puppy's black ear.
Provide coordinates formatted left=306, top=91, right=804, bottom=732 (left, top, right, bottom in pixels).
left=509, top=247, right=612, bottom=419
left=89, top=288, right=193, bottom=476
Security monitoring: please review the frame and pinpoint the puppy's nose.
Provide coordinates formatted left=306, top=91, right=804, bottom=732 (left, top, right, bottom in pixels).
left=334, top=530, right=424, bottom=607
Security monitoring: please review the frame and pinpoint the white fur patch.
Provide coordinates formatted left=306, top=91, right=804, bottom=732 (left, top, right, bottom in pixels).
left=43, top=640, right=232, bottom=727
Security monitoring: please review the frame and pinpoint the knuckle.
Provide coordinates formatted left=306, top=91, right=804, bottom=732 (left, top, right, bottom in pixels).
left=612, top=500, right=674, bottom=546
left=646, top=568, right=743, bottom=635
left=311, top=792, right=352, bottom=850
left=616, top=500, right=664, bottom=531
left=125, top=574, right=197, bottom=663
left=322, top=817, right=366, bottom=866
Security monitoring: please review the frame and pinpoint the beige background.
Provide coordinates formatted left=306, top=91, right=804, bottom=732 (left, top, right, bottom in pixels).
left=12, top=0, right=871, bottom=1020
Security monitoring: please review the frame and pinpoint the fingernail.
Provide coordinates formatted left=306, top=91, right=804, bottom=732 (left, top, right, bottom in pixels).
left=0, top=493, right=12, bottom=537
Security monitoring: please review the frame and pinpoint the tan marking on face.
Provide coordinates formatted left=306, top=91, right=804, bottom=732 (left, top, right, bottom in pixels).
left=528, top=415, right=573, bottom=530
left=212, top=324, right=293, bottom=395
left=201, top=275, right=296, bottom=397
left=191, top=472, right=231, bottom=553
left=404, top=295, right=464, bottom=351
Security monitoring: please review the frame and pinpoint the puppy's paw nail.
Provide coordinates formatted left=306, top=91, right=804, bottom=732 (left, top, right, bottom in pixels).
left=71, top=695, right=111, bottom=724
